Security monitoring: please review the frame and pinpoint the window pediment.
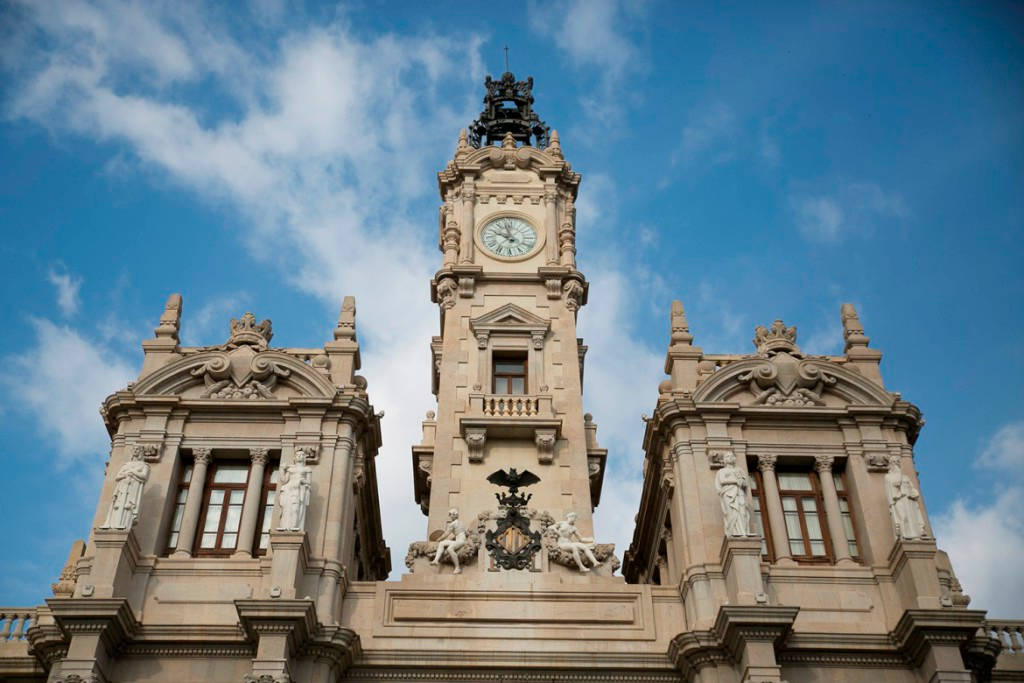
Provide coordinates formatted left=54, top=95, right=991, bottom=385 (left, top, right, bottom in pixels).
left=470, top=303, right=550, bottom=349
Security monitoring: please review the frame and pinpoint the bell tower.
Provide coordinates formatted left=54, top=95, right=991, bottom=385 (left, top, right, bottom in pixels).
left=408, top=71, right=613, bottom=575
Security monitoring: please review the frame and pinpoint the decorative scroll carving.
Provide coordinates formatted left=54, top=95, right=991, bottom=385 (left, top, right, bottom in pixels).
left=436, top=277, right=457, bottom=310
left=535, top=428, right=556, bottom=464
left=100, top=449, right=150, bottom=530
left=735, top=324, right=838, bottom=407
left=191, top=342, right=292, bottom=400
left=546, top=278, right=562, bottom=299
left=563, top=279, right=584, bottom=312
left=465, top=427, right=487, bottom=463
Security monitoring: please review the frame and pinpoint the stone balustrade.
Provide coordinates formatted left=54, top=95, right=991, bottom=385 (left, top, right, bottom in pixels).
left=987, top=619, right=1024, bottom=655
left=0, top=609, right=35, bottom=642
left=480, top=394, right=543, bottom=417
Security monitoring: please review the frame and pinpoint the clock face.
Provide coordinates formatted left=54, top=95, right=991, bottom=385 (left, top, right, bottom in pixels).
left=480, top=216, right=538, bottom=258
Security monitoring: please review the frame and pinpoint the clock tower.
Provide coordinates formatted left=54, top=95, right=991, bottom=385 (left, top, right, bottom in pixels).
left=407, top=71, right=613, bottom=575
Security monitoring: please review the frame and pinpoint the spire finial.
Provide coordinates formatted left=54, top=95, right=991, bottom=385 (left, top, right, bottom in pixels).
left=669, top=300, right=694, bottom=346
left=546, top=129, right=563, bottom=159
left=841, top=303, right=870, bottom=352
left=335, top=296, right=357, bottom=341
left=456, top=128, right=470, bottom=158
left=504, top=45, right=510, bottom=73
left=154, top=293, right=182, bottom=341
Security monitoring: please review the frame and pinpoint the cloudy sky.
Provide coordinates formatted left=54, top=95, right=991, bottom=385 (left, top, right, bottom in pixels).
left=1, top=1, right=1022, bottom=616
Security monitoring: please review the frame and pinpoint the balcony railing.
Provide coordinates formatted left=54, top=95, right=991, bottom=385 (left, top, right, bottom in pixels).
left=481, top=394, right=541, bottom=417
left=987, top=619, right=1024, bottom=655
left=0, top=608, right=35, bottom=643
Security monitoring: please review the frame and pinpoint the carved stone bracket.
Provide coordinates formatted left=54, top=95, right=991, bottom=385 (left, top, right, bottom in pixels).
left=864, top=449, right=892, bottom=472
left=458, top=276, right=475, bottom=298
left=293, top=444, right=319, bottom=465
left=132, top=443, right=161, bottom=462
left=708, top=450, right=728, bottom=470
left=534, top=429, right=556, bottom=464
left=465, top=428, right=487, bottom=463
left=546, top=278, right=562, bottom=299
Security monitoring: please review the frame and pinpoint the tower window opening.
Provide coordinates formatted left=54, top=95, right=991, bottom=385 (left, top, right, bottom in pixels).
left=493, top=354, right=527, bottom=395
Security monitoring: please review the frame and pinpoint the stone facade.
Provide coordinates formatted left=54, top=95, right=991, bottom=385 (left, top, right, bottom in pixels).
left=0, top=73, right=1021, bottom=682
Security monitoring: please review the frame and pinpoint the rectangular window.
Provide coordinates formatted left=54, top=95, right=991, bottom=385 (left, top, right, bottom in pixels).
left=492, top=354, right=527, bottom=395
left=195, top=462, right=249, bottom=555
left=777, top=471, right=832, bottom=563
left=165, top=464, right=193, bottom=553
left=255, top=464, right=279, bottom=555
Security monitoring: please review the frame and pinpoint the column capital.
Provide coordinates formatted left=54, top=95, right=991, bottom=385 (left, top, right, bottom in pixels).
left=193, top=447, right=212, bottom=465
left=756, top=454, right=777, bottom=472
left=249, top=448, right=270, bottom=466
left=814, top=454, right=835, bottom=473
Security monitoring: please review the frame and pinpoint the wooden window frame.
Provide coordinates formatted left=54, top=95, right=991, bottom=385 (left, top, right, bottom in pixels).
left=492, top=352, right=528, bottom=395
left=193, top=460, right=250, bottom=557
left=776, top=470, right=834, bottom=564
left=253, top=462, right=279, bottom=557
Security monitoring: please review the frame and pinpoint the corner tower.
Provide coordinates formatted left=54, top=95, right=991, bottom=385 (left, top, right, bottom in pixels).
left=407, top=71, right=612, bottom=575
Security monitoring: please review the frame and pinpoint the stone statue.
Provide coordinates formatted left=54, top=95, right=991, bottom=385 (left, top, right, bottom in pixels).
left=431, top=508, right=468, bottom=574
left=100, top=449, right=150, bottom=530
left=885, top=456, right=927, bottom=540
left=277, top=449, right=313, bottom=532
left=549, top=512, right=600, bottom=572
left=714, top=451, right=751, bottom=537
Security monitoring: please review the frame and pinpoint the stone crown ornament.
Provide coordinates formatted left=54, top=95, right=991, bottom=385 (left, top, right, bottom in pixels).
left=754, top=319, right=799, bottom=356
left=228, top=312, right=273, bottom=350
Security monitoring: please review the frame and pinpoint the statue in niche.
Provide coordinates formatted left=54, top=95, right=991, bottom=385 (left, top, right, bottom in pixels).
left=431, top=508, right=468, bottom=574
left=277, top=450, right=313, bottom=532
left=714, top=451, right=752, bottom=537
left=885, top=456, right=928, bottom=540
left=100, top=449, right=151, bottom=530
left=548, top=512, right=600, bottom=572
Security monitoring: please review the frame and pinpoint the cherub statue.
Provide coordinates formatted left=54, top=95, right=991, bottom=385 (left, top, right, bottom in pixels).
left=431, top=508, right=468, bottom=574
left=277, top=449, right=313, bottom=532
left=100, top=448, right=150, bottom=530
left=549, top=512, right=600, bottom=572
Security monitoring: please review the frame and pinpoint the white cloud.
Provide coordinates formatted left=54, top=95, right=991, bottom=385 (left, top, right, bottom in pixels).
left=977, top=420, right=1024, bottom=472
left=47, top=267, right=82, bottom=317
left=184, top=293, right=251, bottom=347
left=529, top=0, right=646, bottom=131
left=933, top=420, right=1024, bottom=618
left=5, top=2, right=485, bottom=572
left=675, top=101, right=737, bottom=167
left=794, top=196, right=844, bottom=242
left=791, top=181, right=910, bottom=243
left=933, top=487, right=1024, bottom=618
left=2, top=318, right=135, bottom=464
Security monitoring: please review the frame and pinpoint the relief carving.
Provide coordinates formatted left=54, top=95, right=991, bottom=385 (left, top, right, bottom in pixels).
left=544, top=512, right=620, bottom=573
left=736, top=320, right=837, bottom=406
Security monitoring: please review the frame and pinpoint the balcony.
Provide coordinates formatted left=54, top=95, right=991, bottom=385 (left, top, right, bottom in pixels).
left=459, top=393, right=561, bottom=463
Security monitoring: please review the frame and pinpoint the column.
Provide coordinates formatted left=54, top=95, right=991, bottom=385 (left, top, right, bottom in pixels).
left=233, top=448, right=269, bottom=558
left=815, top=455, right=854, bottom=565
left=173, top=447, right=211, bottom=557
left=757, top=455, right=793, bottom=565
left=459, top=184, right=475, bottom=263
left=544, top=188, right=558, bottom=265
left=317, top=425, right=355, bottom=622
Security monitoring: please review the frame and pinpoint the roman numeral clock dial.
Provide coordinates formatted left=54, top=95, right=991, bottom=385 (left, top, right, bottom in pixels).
left=480, top=216, right=538, bottom=259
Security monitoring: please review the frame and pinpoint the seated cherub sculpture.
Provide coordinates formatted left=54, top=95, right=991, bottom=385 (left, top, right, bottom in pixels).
left=430, top=508, right=468, bottom=574
left=549, top=511, right=600, bottom=572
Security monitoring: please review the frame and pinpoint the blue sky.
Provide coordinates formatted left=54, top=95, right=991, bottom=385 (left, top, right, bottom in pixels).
left=1, top=1, right=1022, bottom=615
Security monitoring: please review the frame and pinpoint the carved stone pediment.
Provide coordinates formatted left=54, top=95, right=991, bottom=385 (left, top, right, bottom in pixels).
left=132, top=349, right=337, bottom=400
left=469, top=303, right=550, bottom=348
left=692, top=356, right=892, bottom=407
